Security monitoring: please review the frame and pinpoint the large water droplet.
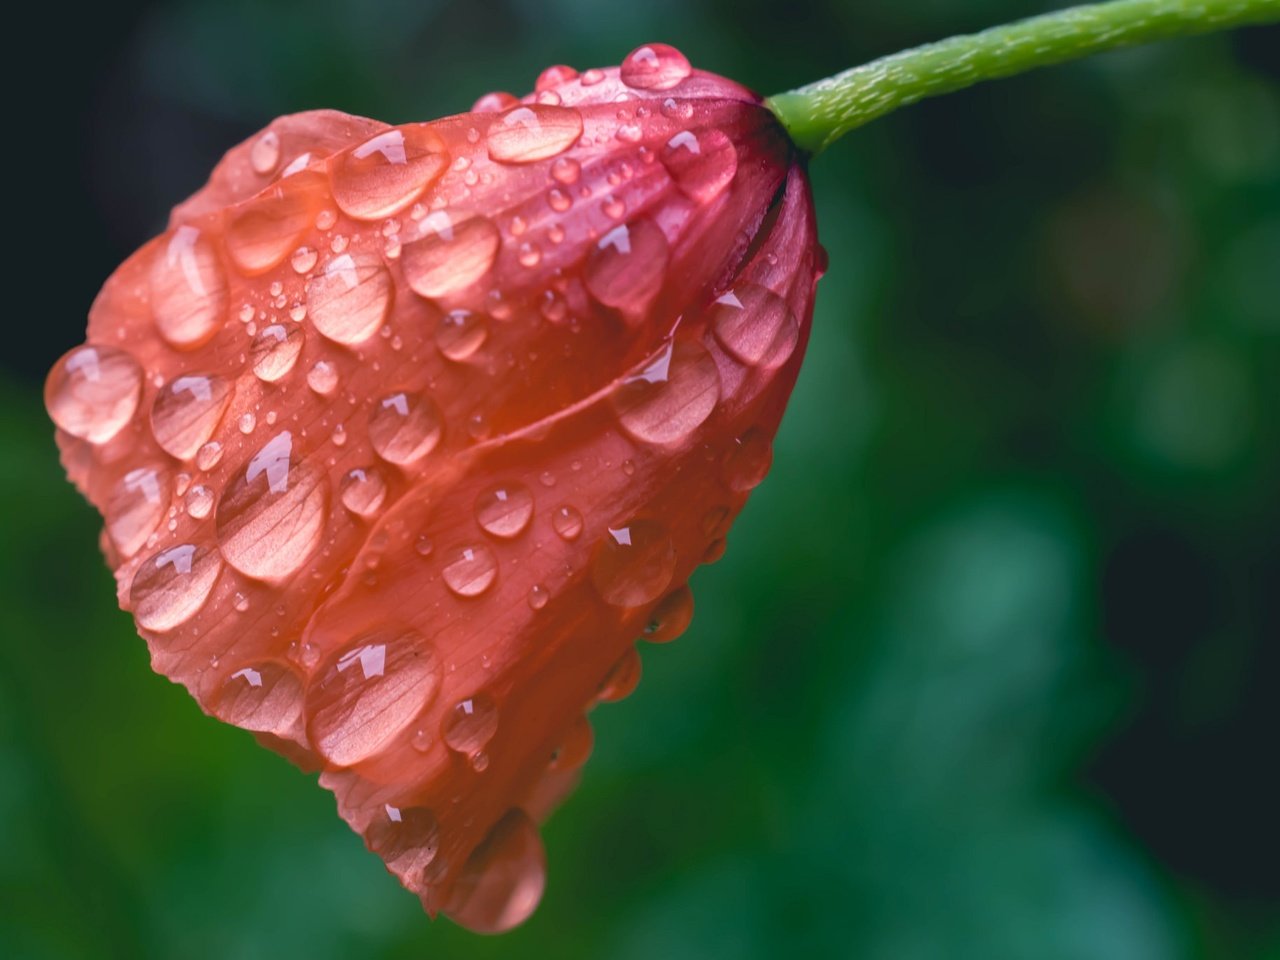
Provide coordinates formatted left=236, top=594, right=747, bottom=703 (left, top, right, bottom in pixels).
left=307, top=626, right=440, bottom=766
left=661, top=128, right=738, bottom=203
left=149, top=373, right=233, bottom=461
left=590, top=519, right=676, bottom=607
left=402, top=213, right=500, bottom=299
left=435, top=309, right=488, bottom=361
left=331, top=127, right=449, bottom=221
left=369, top=391, right=442, bottom=464
left=211, top=661, right=304, bottom=734
left=486, top=105, right=583, bottom=164
left=130, top=542, right=223, bottom=632
left=216, top=430, right=328, bottom=581
left=225, top=173, right=324, bottom=275
left=584, top=219, right=669, bottom=314
left=644, top=585, right=694, bottom=643
left=367, top=804, right=440, bottom=883
left=306, top=251, right=392, bottom=346
left=551, top=505, right=583, bottom=541
left=724, top=429, right=772, bottom=491
left=106, top=465, right=170, bottom=558
left=45, top=345, right=143, bottom=444
left=341, top=466, right=388, bottom=518
left=443, top=693, right=499, bottom=760
left=613, top=341, right=719, bottom=445
left=443, top=809, right=546, bottom=934
left=442, top=544, right=498, bottom=597
left=710, top=285, right=798, bottom=369
left=474, top=484, right=533, bottom=538
left=150, top=227, right=228, bottom=349
left=250, top=323, right=305, bottom=382
left=620, top=43, right=691, bottom=90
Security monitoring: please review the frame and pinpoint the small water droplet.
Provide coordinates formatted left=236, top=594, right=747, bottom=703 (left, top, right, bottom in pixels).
left=402, top=212, right=501, bottom=298
left=644, top=585, right=694, bottom=643
left=527, top=584, right=549, bottom=610
left=212, top=661, right=303, bottom=734
left=487, top=105, right=584, bottom=164
left=590, top=519, right=676, bottom=607
left=369, top=391, right=443, bottom=464
left=46, top=345, right=143, bottom=444
left=233, top=592, right=250, bottom=613
left=435, top=309, right=488, bottom=361
left=250, top=323, right=305, bottom=382
left=185, top=483, right=214, bottom=519
left=411, top=728, right=432, bottom=752
left=150, top=226, right=228, bottom=348
left=613, top=341, right=719, bottom=445
left=724, top=429, right=773, bottom=491
left=443, top=693, right=499, bottom=759
left=316, top=208, right=337, bottom=231
left=710, top=285, right=797, bottom=369
left=536, top=64, right=578, bottom=91
left=225, top=172, right=324, bottom=274
left=238, top=412, right=257, bottom=434
left=414, top=535, right=434, bottom=557
left=620, top=43, right=691, bottom=90
left=442, top=544, right=498, bottom=597
left=550, top=156, right=581, bottom=185
left=148, top=373, right=233, bottom=460
left=474, top=483, right=534, bottom=538
left=580, top=68, right=605, bottom=86
left=250, top=130, right=281, bottom=175
left=341, top=466, right=388, bottom=518
left=662, top=128, right=738, bottom=203
left=196, top=441, right=224, bottom=471
left=106, top=465, right=170, bottom=557
left=551, top=505, right=583, bottom=541
left=307, top=251, right=392, bottom=345
left=517, top=241, right=542, bottom=268
left=660, top=97, right=693, bottom=120
left=472, top=91, right=518, bottom=113
left=597, top=646, right=642, bottom=701
left=130, top=543, right=223, bottom=632
left=332, top=127, right=450, bottom=220
left=307, top=360, right=339, bottom=396
left=291, top=245, right=318, bottom=274
left=367, top=804, right=441, bottom=882
left=584, top=219, right=669, bottom=315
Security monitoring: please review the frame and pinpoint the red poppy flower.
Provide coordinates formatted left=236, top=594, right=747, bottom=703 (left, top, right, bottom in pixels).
left=45, top=43, right=820, bottom=932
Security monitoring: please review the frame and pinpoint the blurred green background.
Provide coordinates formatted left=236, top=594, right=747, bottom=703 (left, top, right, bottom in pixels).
left=2, top=1, right=1277, bottom=957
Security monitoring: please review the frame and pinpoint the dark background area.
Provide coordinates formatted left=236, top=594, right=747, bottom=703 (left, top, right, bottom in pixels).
left=2, top=1, right=1277, bottom=957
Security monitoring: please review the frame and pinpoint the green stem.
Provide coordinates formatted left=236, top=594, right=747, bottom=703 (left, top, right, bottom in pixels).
left=766, top=0, right=1280, bottom=154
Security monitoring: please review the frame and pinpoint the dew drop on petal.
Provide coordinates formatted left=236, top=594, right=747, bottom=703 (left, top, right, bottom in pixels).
left=150, top=227, right=228, bottom=349
left=472, top=91, right=518, bottom=113
left=306, top=626, right=440, bottom=766
left=186, top=484, right=214, bottom=519
left=367, top=805, right=440, bottom=883
left=661, top=128, right=738, bottom=203
left=216, top=430, right=328, bottom=581
left=551, top=505, right=583, bottom=541
left=149, top=373, right=233, bottom=460
left=45, top=345, right=143, bottom=444
left=225, top=173, right=325, bottom=275
left=620, top=43, right=691, bottom=91
left=341, top=466, right=388, bottom=518
left=106, top=465, right=170, bottom=558
left=474, top=483, right=533, bottom=538
left=250, top=130, right=281, bottom=175
left=307, top=360, right=339, bottom=396
left=306, top=251, right=392, bottom=346
left=590, top=519, right=676, bottom=607
left=535, top=64, right=577, bottom=91
left=369, top=391, right=442, bottom=464
left=549, top=157, right=580, bottom=185
left=331, top=127, right=450, bottom=221
left=724, top=428, right=773, bottom=491
left=584, top=219, right=669, bottom=314
left=710, top=285, right=798, bottom=369
left=527, top=584, right=549, bottom=610
left=211, top=661, right=304, bottom=734
left=402, top=213, right=501, bottom=299
left=250, top=323, right=305, bottom=382
left=443, top=693, right=499, bottom=759
left=435, top=309, right=488, bottom=361
left=442, top=544, right=498, bottom=598
left=130, top=542, right=223, bottom=632
left=643, top=584, right=694, bottom=643
left=291, top=245, right=318, bottom=274
left=486, top=105, right=584, bottom=164
left=443, top=809, right=546, bottom=935
left=597, top=646, right=642, bottom=702
left=613, top=341, right=719, bottom=445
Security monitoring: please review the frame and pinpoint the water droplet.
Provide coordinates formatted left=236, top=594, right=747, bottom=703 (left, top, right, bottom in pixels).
left=306, top=626, right=440, bottom=766
left=620, top=43, right=691, bottom=90
left=443, top=809, right=545, bottom=934
left=442, top=544, right=498, bottom=597
left=106, top=465, right=170, bottom=557
left=702, top=538, right=726, bottom=564
left=472, top=91, right=518, bottom=113
left=238, top=412, right=256, bottom=434
left=367, top=804, right=440, bottom=882
left=216, top=430, right=328, bottom=581
left=414, top=535, right=434, bottom=557
left=307, top=252, right=392, bottom=345
left=369, top=391, right=443, bottom=464
left=551, top=505, right=583, bottom=541
left=411, top=727, right=432, bottom=751
left=724, top=429, right=772, bottom=491
left=615, top=123, right=643, bottom=144
left=250, top=130, right=281, bottom=175
left=580, top=68, right=605, bottom=86
left=487, top=105, right=583, bottom=164
left=613, top=341, right=719, bottom=445
left=474, top=483, right=533, bottom=538
left=225, top=172, right=324, bottom=274
left=710, top=285, right=798, bottom=369
left=536, top=64, right=577, bottom=91
left=597, top=646, right=642, bottom=701
left=196, top=441, right=223, bottom=471
left=150, top=227, right=228, bottom=348
left=250, top=323, right=305, bottom=382
left=186, top=484, right=213, bottom=519
left=546, top=187, right=572, bottom=212
left=517, top=241, right=542, bottom=268
left=307, top=360, right=339, bottom=396
left=211, top=661, right=303, bottom=733
left=402, top=212, right=500, bottom=298
left=148, top=373, right=233, bottom=460
left=660, top=97, right=693, bottom=120
left=527, top=584, right=549, bottom=610
left=590, top=519, right=675, bottom=607
left=332, top=127, right=450, bottom=220
left=661, top=128, right=738, bottom=203
left=550, top=156, right=581, bottom=184
left=443, top=693, right=499, bottom=760
left=644, top=585, right=694, bottom=643
left=316, top=208, right=337, bottom=231
left=45, top=345, right=143, bottom=444
left=341, top=466, right=388, bottom=518
left=584, top=219, right=669, bottom=314
left=435, top=309, right=488, bottom=361
left=291, top=245, right=318, bottom=274
left=130, top=543, right=223, bottom=632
